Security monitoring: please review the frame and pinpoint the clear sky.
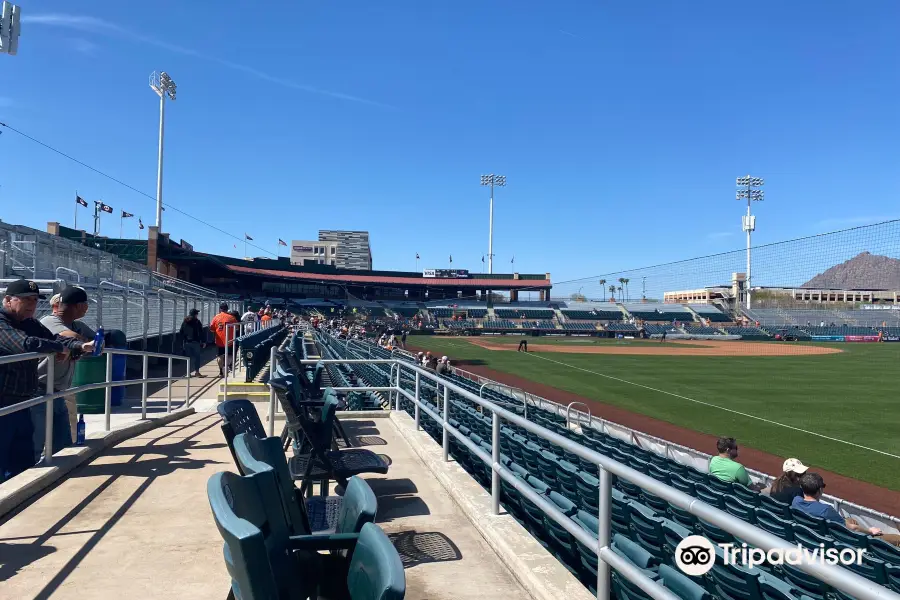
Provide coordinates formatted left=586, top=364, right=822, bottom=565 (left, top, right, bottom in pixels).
left=2, top=0, right=898, bottom=285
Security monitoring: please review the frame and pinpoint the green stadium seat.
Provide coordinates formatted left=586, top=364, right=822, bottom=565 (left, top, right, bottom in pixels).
left=543, top=492, right=580, bottom=573
left=647, top=463, right=671, bottom=483
left=724, top=497, right=757, bottom=524
left=886, top=564, right=900, bottom=594
left=705, top=475, right=733, bottom=495
left=791, top=523, right=834, bottom=549
left=708, top=557, right=765, bottom=600
left=628, top=501, right=668, bottom=561
left=659, top=564, right=711, bottom=600
left=612, top=532, right=660, bottom=570
left=826, top=522, right=869, bottom=548
left=233, top=432, right=356, bottom=535
left=731, top=483, right=760, bottom=506
left=698, top=516, right=735, bottom=545
left=754, top=508, right=794, bottom=542
left=781, top=563, right=832, bottom=600
left=833, top=544, right=887, bottom=585
left=694, top=482, right=726, bottom=509
left=207, top=470, right=405, bottom=600
left=758, top=495, right=790, bottom=519
left=660, top=519, right=693, bottom=564
left=868, top=537, right=900, bottom=565
left=758, top=575, right=806, bottom=600
left=573, top=510, right=600, bottom=582
left=789, top=509, right=830, bottom=535
left=575, top=471, right=599, bottom=512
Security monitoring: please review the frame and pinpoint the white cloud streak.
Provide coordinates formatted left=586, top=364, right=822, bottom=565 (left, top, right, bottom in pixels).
left=706, top=231, right=734, bottom=240
left=23, top=14, right=391, bottom=108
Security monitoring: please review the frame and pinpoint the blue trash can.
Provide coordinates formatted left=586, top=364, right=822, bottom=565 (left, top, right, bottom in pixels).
left=110, top=354, right=127, bottom=406
left=105, top=329, right=128, bottom=407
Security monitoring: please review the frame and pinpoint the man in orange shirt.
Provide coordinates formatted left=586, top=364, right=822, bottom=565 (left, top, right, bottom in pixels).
left=260, top=308, right=273, bottom=324
left=210, top=303, right=238, bottom=377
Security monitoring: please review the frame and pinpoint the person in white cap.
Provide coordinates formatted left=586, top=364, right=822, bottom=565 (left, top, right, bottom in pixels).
left=435, top=356, right=449, bottom=376
left=763, top=458, right=808, bottom=503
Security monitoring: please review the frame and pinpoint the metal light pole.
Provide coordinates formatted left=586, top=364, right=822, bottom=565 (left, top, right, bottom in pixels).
left=150, top=71, right=177, bottom=230
left=480, top=174, right=506, bottom=275
left=736, top=175, right=764, bottom=310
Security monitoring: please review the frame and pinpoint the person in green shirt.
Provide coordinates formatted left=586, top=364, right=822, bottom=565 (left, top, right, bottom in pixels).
left=708, top=437, right=758, bottom=487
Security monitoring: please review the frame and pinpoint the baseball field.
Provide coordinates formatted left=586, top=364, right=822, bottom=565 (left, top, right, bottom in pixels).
left=407, top=335, right=900, bottom=498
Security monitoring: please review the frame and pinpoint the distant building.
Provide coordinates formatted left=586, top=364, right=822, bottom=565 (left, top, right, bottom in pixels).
left=290, top=240, right=339, bottom=267
left=318, top=230, right=372, bottom=270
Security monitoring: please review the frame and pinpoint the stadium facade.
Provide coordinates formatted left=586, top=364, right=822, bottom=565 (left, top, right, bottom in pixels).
left=317, top=229, right=372, bottom=270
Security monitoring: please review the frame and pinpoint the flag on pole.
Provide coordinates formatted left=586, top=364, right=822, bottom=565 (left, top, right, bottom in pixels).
left=449, top=255, right=453, bottom=264
left=416, top=253, right=420, bottom=260
left=245, top=234, right=254, bottom=241
left=121, top=210, right=134, bottom=218
left=98, top=202, right=113, bottom=213
left=76, top=195, right=88, bottom=207
left=481, top=255, right=485, bottom=263
left=278, top=239, right=287, bottom=247
left=138, top=218, right=145, bottom=230
left=511, top=256, right=515, bottom=264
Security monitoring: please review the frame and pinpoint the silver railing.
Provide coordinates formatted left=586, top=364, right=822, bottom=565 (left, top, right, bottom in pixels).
left=224, top=318, right=282, bottom=381
left=0, top=348, right=192, bottom=466
left=285, top=352, right=897, bottom=600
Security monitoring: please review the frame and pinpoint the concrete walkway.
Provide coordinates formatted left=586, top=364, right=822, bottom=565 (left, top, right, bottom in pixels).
left=0, top=411, right=531, bottom=599
left=81, top=348, right=223, bottom=437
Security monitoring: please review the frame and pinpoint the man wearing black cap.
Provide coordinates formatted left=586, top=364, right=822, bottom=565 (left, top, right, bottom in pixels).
left=37, top=286, right=96, bottom=450
left=0, top=280, right=90, bottom=481
left=180, top=307, right=205, bottom=377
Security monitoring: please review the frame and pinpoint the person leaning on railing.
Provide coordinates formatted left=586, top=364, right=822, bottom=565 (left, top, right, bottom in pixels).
left=35, top=286, right=97, bottom=457
left=0, top=279, right=93, bottom=482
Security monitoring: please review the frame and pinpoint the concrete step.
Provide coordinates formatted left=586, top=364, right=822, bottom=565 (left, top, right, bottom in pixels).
left=218, top=382, right=269, bottom=393
left=217, top=391, right=271, bottom=401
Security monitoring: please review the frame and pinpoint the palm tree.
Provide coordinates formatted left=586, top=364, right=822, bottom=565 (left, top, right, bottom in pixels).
left=609, top=285, right=617, bottom=301
left=599, top=279, right=607, bottom=301
left=617, top=286, right=623, bottom=301
left=623, top=278, right=630, bottom=302
left=618, top=278, right=626, bottom=301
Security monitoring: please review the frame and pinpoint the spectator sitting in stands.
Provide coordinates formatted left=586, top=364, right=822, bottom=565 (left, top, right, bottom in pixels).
left=708, top=437, right=764, bottom=490
left=435, top=356, right=450, bottom=376
left=426, top=356, right=438, bottom=371
left=762, top=458, right=807, bottom=503
left=793, top=472, right=900, bottom=545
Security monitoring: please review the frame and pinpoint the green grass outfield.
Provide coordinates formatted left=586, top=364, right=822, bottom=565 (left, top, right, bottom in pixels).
left=408, top=335, right=900, bottom=491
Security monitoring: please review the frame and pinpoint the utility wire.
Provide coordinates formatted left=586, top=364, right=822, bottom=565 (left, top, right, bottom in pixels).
left=0, top=121, right=277, bottom=257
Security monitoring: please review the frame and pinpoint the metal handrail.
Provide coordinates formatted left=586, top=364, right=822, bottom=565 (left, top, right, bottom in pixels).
left=297, top=354, right=897, bottom=600
left=565, top=401, right=592, bottom=429
left=0, top=348, right=191, bottom=465
left=55, top=267, right=81, bottom=283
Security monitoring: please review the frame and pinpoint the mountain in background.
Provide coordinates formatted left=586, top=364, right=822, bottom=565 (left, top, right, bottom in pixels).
left=802, top=252, right=900, bottom=289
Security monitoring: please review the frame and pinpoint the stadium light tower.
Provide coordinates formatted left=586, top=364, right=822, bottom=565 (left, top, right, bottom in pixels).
left=150, top=71, right=177, bottom=230
left=736, top=175, right=764, bottom=310
left=480, top=174, right=506, bottom=274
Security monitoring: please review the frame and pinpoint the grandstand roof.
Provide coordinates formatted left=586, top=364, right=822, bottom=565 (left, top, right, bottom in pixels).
left=225, top=264, right=552, bottom=288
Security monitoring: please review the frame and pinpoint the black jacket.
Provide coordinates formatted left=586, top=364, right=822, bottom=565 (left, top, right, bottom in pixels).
left=180, top=317, right=204, bottom=344
left=0, top=309, right=84, bottom=407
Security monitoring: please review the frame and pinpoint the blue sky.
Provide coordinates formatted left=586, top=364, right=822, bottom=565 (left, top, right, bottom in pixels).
left=2, top=0, right=899, bottom=285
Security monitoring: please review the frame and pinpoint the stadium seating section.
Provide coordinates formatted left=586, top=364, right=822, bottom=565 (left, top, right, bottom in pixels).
left=562, top=322, right=598, bottom=332
left=429, top=308, right=454, bottom=318
left=391, top=307, right=420, bottom=317
left=316, top=333, right=900, bottom=599
left=522, top=320, right=557, bottom=330
left=643, top=324, right=678, bottom=335
left=606, top=323, right=639, bottom=333
left=563, top=309, right=624, bottom=321
left=693, top=310, right=731, bottom=323
left=482, top=319, right=518, bottom=330
left=631, top=310, right=695, bottom=322
left=682, top=326, right=723, bottom=336
left=443, top=320, right=476, bottom=330
left=723, top=327, right=772, bottom=340
left=495, top=308, right=555, bottom=319
left=466, top=308, right=488, bottom=318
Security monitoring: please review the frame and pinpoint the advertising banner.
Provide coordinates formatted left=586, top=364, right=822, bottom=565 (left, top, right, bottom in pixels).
left=293, top=245, right=313, bottom=253
left=810, top=335, right=845, bottom=342
left=423, top=269, right=470, bottom=279
left=844, top=335, right=881, bottom=343
left=883, top=335, right=900, bottom=342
